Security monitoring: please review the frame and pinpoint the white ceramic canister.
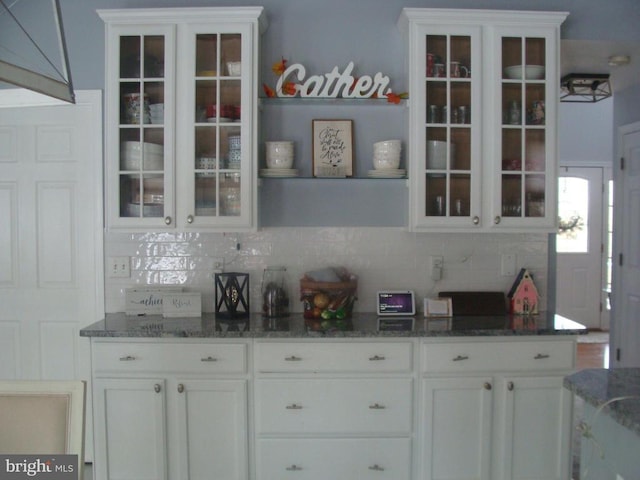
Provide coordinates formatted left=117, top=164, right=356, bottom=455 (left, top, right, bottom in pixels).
left=265, top=141, right=294, bottom=169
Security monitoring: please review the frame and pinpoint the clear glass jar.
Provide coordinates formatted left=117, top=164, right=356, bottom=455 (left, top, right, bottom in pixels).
left=261, top=266, right=290, bottom=317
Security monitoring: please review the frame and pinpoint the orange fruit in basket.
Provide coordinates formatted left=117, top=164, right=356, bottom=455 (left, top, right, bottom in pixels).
left=313, top=292, right=330, bottom=309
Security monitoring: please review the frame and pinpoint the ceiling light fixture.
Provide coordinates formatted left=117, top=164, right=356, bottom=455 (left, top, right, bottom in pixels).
left=560, top=73, right=612, bottom=103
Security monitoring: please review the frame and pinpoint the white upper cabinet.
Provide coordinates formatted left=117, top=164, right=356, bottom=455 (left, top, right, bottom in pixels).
left=398, top=9, right=567, bottom=232
left=100, top=7, right=267, bottom=232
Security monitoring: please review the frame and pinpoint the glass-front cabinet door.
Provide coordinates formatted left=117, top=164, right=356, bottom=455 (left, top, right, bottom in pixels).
left=105, top=23, right=176, bottom=229
left=423, top=28, right=481, bottom=226
left=495, top=28, right=557, bottom=229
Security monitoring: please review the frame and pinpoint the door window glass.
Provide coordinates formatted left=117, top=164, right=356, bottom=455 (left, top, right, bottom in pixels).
left=557, top=176, right=588, bottom=253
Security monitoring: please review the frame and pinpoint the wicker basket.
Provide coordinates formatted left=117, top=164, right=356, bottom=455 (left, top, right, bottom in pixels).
left=300, top=276, right=357, bottom=321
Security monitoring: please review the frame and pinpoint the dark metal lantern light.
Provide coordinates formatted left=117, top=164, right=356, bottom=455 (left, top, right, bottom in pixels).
left=560, top=73, right=612, bottom=103
left=214, top=272, right=250, bottom=319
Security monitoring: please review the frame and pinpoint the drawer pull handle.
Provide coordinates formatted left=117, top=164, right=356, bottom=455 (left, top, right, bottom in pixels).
left=177, top=384, right=184, bottom=393
left=534, top=353, right=550, bottom=360
left=484, top=382, right=492, bottom=390
left=507, top=381, right=514, bottom=391
left=286, top=404, right=303, bottom=410
left=369, top=464, right=385, bottom=471
left=201, top=356, right=218, bottom=362
left=154, top=384, right=162, bottom=393
left=452, top=355, right=469, bottom=362
left=369, top=403, right=386, bottom=409
left=369, top=355, right=386, bottom=361
left=286, top=465, right=302, bottom=471
left=285, top=355, right=302, bottom=361
left=119, top=355, right=136, bottom=361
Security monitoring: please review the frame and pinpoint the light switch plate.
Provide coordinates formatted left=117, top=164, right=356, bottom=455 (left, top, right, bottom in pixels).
left=501, top=254, right=516, bottom=276
left=108, top=256, right=130, bottom=278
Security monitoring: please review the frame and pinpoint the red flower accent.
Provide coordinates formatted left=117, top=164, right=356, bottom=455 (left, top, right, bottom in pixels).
left=386, top=92, right=408, bottom=104
left=272, top=58, right=288, bottom=76
left=281, top=81, right=297, bottom=96
left=263, top=83, right=276, bottom=98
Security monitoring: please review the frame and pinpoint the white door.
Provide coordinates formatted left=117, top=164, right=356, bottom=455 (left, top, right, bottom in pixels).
left=556, top=167, right=605, bottom=329
left=0, top=90, right=103, bottom=380
left=613, top=123, right=640, bottom=367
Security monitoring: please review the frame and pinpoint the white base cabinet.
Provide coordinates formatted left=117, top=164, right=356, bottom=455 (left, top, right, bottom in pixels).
left=88, top=336, right=575, bottom=480
left=91, top=340, right=250, bottom=480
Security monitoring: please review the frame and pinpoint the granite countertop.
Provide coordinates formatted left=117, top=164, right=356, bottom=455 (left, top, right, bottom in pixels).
left=564, top=368, right=640, bottom=437
left=80, top=311, right=585, bottom=338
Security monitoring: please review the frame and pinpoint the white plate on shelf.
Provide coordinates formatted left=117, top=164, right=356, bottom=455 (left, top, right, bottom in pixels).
left=367, top=169, right=406, bottom=178
left=260, top=168, right=299, bottom=178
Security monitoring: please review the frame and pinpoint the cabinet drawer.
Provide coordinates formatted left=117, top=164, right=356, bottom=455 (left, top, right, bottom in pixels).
left=255, top=341, right=413, bottom=373
left=256, top=378, right=412, bottom=434
left=256, top=438, right=412, bottom=480
left=422, top=339, right=575, bottom=373
left=92, top=341, right=247, bottom=374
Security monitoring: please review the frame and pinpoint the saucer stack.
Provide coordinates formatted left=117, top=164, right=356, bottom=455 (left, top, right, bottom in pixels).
left=368, top=140, right=406, bottom=178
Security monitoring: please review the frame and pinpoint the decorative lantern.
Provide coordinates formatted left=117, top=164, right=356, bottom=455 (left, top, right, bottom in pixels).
left=214, top=272, right=250, bottom=319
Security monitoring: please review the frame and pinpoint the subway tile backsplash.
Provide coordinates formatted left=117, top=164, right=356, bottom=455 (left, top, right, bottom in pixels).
left=104, top=227, right=549, bottom=314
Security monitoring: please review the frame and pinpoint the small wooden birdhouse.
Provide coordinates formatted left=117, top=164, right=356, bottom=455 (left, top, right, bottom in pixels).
left=507, top=268, right=539, bottom=315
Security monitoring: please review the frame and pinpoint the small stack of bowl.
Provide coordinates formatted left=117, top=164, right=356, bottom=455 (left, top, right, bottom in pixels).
left=227, top=135, right=242, bottom=169
left=149, top=103, right=164, bottom=124
left=368, top=140, right=405, bottom=178
left=120, top=141, right=165, bottom=217
left=260, top=141, right=298, bottom=177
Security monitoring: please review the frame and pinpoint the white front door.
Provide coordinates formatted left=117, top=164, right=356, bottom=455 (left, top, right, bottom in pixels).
left=556, top=167, right=605, bottom=329
left=613, top=123, right=640, bottom=367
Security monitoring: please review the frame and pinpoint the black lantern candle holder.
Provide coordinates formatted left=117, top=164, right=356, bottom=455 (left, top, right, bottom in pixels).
left=214, top=272, right=250, bottom=319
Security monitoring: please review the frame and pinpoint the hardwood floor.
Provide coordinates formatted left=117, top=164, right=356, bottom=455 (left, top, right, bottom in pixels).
left=576, top=341, right=609, bottom=369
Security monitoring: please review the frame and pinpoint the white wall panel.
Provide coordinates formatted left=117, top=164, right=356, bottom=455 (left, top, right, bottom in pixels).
left=0, top=183, right=17, bottom=286
left=39, top=322, right=79, bottom=379
left=0, top=127, right=17, bottom=163
left=37, top=182, right=76, bottom=286
left=0, top=322, right=20, bottom=378
left=36, top=126, right=75, bottom=163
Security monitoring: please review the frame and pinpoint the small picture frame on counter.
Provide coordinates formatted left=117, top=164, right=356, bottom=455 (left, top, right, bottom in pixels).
left=312, top=119, right=353, bottom=177
left=424, top=297, right=452, bottom=317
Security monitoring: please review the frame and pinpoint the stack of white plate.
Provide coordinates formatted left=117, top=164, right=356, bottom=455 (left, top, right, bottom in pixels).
left=259, top=168, right=299, bottom=178
left=121, top=141, right=164, bottom=170
left=367, top=169, right=406, bottom=178
left=372, top=140, right=402, bottom=170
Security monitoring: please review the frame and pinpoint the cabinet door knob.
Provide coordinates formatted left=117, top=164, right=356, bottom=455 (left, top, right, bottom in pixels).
left=369, top=403, right=386, bottom=409
left=285, top=355, right=302, bottom=361
left=369, top=355, right=386, bottom=361
left=472, top=216, right=480, bottom=225
left=507, top=381, right=514, bottom=391
left=534, top=353, right=550, bottom=360
left=484, top=382, right=492, bottom=390
left=201, top=356, right=218, bottom=362
left=494, top=216, right=501, bottom=224
left=369, top=464, right=385, bottom=471
left=452, top=355, right=469, bottom=362
left=164, top=216, right=172, bottom=225
left=154, top=383, right=162, bottom=393
left=177, top=383, right=184, bottom=393
left=187, top=214, right=194, bottom=224
left=119, top=355, right=136, bottom=361
left=285, top=403, right=303, bottom=410
left=286, top=465, right=302, bottom=471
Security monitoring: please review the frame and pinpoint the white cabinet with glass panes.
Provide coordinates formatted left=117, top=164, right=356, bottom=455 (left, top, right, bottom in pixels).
left=100, top=8, right=266, bottom=231
left=398, top=9, right=567, bottom=232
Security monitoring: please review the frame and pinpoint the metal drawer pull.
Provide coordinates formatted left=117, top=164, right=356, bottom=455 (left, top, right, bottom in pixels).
left=534, top=353, right=550, bottom=360
left=369, top=355, right=386, bottom=361
left=369, top=403, right=386, bottom=409
left=452, top=355, right=469, bottom=361
left=285, top=355, right=302, bottom=361
left=484, top=382, right=492, bottom=390
left=154, top=384, right=162, bottom=393
left=286, top=404, right=303, bottom=410
left=201, top=356, right=218, bottom=362
left=507, top=381, right=514, bottom=391
left=119, top=355, right=136, bottom=361
left=369, top=465, right=385, bottom=471
left=177, top=384, right=184, bottom=393
left=286, top=465, right=302, bottom=471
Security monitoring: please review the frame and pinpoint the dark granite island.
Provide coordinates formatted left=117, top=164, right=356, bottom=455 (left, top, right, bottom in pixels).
left=564, top=368, right=640, bottom=480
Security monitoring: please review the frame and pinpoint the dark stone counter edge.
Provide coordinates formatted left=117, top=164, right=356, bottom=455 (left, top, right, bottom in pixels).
left=80, top=312, right=586, bottom=338
left=564, top=368, right=640, bottom=438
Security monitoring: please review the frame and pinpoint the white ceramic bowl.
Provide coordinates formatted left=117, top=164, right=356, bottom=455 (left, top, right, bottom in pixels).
left=503, top=65, right=545, bottom=80
left=374, top=139, right=402, bottom=152
left=373, top=152, right=400, bottom=170
left=265, top=141, right=294, bottom=169
left=226, top=61, right=242, bottom=76
left=427, top=140, right=455, bottom=169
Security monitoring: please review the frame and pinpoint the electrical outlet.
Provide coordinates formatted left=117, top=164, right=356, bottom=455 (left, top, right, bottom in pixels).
left=430, top=255, right=443, bottom=281
left=212, top=257, right=225, bottom=273
left=501, top=253, right=516, bottom=276
left=108, top=256, right=130, bottom=278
